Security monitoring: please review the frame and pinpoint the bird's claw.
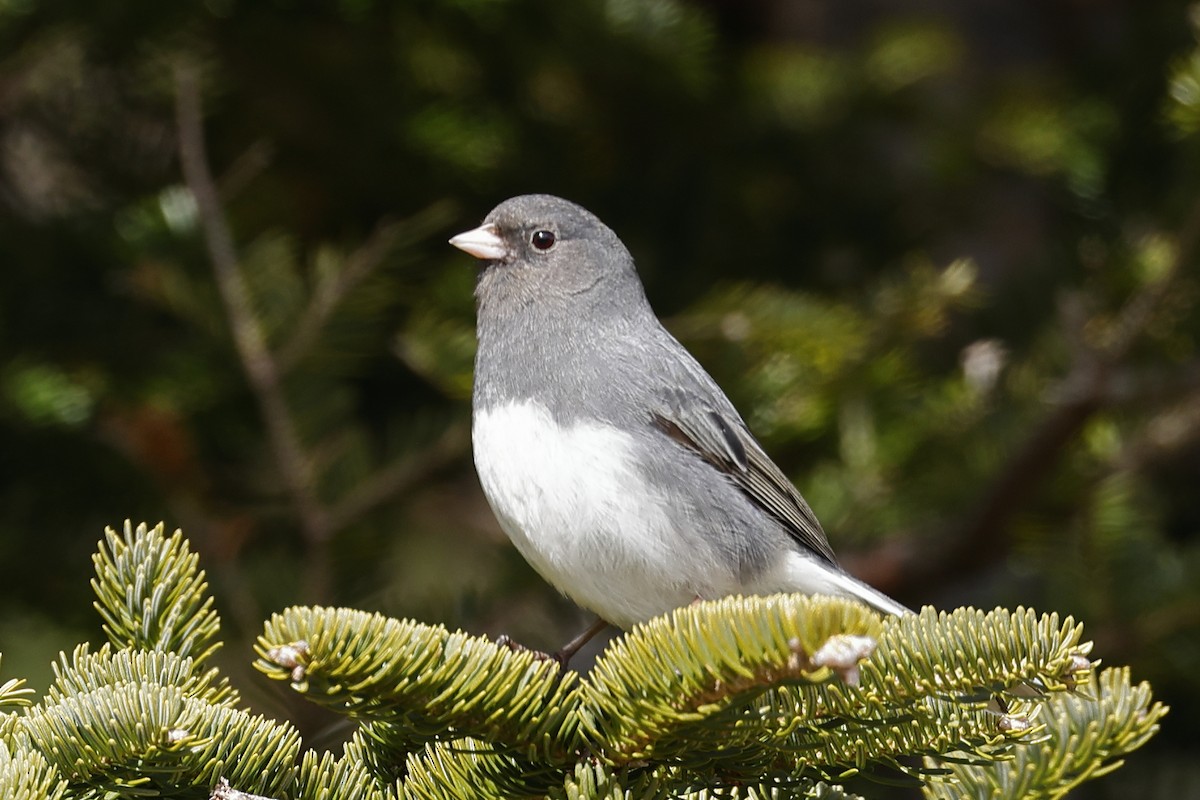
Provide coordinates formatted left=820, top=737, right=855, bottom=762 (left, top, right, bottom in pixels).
left=494, top=634, right=561, bottom=664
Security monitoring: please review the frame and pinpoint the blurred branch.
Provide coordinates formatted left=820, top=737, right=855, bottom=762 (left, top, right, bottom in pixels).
left=1094, top=595, right=1200, bottom=657
left=876, top=196, right=1200, bottom=600
left=277, top=200, right=456, bottom=372
left=326, top=421, right=470, bottom=532
left=276, top=218, right=404, bottom=372
left=1083, top=387, right=1200, bottom=654
left=174, top=63, right=334, bottom=599
left=1113, top=388, right=1200, bottom=473
left=211, top=778, right=280, bottom=800
left=912, top=385, right=1103, bottom=588
left=1089, top=360, right=1200, bottom=408
left=217, top=139, right=275, bottom=201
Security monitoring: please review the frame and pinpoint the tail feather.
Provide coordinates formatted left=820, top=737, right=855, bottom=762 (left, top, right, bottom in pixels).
left=834, top=570, right=912, bottom=617
left=769, top=549, right=912, bottom=617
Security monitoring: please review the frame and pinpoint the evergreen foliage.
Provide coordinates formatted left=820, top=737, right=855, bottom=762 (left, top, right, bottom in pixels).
left=90, top=526, right=223, bottom=666
left=3, top=1, right=1200, bottom=790
left=2, top=0, right=1199, bottom=785
left=0, top=742, right=66, bottom=800
left=0, top=522, right=1167, bottom=798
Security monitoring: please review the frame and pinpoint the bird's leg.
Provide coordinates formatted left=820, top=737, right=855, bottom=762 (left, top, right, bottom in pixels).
left=493, top=635, right=556, bottom=662
left=553, top=617, right=611, bottom=666
left=493, top=617, right=612, bottom=667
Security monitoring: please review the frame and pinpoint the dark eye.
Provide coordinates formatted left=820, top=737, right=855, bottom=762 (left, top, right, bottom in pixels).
left=530, top=230, right=556, bottom=251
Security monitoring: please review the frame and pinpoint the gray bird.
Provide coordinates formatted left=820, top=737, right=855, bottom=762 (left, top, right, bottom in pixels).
left=450, top=194, right=909, bottom=636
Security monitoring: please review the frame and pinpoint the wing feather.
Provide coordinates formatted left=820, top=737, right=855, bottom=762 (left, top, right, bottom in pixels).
left=650, top=385, right=839, bottom=566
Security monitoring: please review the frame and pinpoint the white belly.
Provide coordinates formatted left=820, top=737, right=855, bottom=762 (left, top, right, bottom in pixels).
left=472, top=400, right=734, bottom=628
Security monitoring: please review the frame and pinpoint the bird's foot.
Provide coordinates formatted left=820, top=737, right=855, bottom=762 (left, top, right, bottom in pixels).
left=554, top=617, right=612, bottom=666
left=493, top=617, right=613, bottom=669
left=493, top=634, right=559, bottom=664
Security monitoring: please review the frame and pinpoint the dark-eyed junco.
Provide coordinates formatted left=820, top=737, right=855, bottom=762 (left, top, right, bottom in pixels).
left=450, top=195, right=909, bottom=633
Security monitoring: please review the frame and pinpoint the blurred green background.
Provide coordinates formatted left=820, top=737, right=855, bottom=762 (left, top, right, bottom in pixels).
left=1, top=0, right=1199, bottom=793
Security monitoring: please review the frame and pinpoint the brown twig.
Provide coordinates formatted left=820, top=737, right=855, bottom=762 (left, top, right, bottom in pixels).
left=174, top=63, right=334, bottom=600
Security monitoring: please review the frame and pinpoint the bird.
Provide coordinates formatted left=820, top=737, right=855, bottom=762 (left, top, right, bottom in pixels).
left=449, top=194, right=910, bottom=646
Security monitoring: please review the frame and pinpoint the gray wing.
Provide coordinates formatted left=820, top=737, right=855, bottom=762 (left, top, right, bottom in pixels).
left=649, top=377, right=840, bottom=568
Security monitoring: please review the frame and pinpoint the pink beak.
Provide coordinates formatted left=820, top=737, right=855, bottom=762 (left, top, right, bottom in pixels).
left=449, top=223, right=508, bottom=260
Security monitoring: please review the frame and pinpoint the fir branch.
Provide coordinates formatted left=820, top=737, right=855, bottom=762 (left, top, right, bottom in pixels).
left=0, top=742, right=67, bottom=800
left=343, top=720, right=567, bottom=794
left=797, top=783, right=869, bottom=800
left=255, top=606, right=583, bottom=762
left=690, top=780, right=870, bottom=800
left=582, top=595, right=884, bottom=760
left=402, top=738, right=564, bottom=800
left=0, top=713, right=17, bottom=741
left=863, top=607, right=1091, bottom=704
left=90, top=521, right=222, bottom=664
left=340, top=725, right=410, bottom=793
left=0, top=656, right=34, bottom=712
left=48, top=644, right=237, bottom=708
left=174, top=64, right=334, bottom=600
left=211, top=776, right=284, bottom=800
left=549, top=763, right=868, bottom=800
left=277, top=201, right=457, bottom=373
left=52, top=522, right=1161, bottom=799
left=695, top=684, right=1015, bottom=781
left=922, top=667, right=1168, bottom=800
left=582, top=600, right=1091, bottom=787
left=21, top=682, right=300, bottom=797
left=292, top=749, right=389, bottom=800
left=586, top=676, right=1020, bottom=789
left=0, top=685, right=32, bottom=713
left=549, top=761, right=668, bottom=800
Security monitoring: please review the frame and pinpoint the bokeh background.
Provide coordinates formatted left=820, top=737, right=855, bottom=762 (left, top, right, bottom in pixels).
left=2, top=0, right=1199, bottom=794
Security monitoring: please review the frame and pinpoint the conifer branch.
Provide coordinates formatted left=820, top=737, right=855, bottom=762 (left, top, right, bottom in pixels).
left=255, top=606, right=583, bottom=762
left=21, top=682, right=300, bottom=797
left=0, top=657, right=34, bottom=712
left=293, top=750, right=389, bottom=800
left=404, top=738, right=566, bottom=800
left=922, top=667, right=1167, bottom=799
left=90, top=522, right=222, bottom=664
left=582, top=595, right=886, bottom=762
left=211, top=776, right=284, bottom=800
left=340, top=725, right=411, bottom=789
left=582, top=598, right=1089, bottom=779
left=325, top=420, right=471, bottom=532
left=0, top=523, right=1167, bottom=799
left=0, top=743, right=66, bottom=800
left=277, top=200, right=457, bottom=373
left=550, top=761, right=671, bottom=800
left=865, top=607, right=1091, bottom=702
left=551, top=762, right=870, bottom=799
left=174, top=64, right=334, bottom=599
left=48, top=644, right=237, bottom=708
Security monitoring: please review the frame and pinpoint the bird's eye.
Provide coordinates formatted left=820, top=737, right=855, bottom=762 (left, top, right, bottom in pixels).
left=530, top=230, right=556, bottom=251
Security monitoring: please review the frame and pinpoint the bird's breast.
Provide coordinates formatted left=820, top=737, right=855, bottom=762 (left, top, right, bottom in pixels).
left=472, top=399, right=733, bottom=627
